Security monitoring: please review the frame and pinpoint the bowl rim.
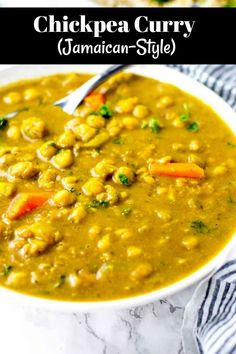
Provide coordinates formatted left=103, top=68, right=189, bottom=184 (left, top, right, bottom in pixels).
left=0, top=64, right=236, bottom=312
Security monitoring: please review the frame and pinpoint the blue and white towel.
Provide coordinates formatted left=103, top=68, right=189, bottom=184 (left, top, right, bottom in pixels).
left=169, top=65, right=236, bottom=354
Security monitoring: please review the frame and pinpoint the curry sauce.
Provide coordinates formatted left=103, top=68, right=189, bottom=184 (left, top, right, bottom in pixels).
left=0, top=72, right=236, bottom=301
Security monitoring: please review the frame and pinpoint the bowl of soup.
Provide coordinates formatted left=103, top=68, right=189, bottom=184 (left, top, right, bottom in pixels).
left=0, top=65, right=236, bottom=311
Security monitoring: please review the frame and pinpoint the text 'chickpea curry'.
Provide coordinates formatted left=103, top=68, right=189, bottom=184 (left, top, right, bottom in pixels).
left=0, top=71, right=236, bottom=301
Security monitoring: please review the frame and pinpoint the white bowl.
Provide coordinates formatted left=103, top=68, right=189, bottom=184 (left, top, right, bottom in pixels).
left=0, top=65, right=236, bottom=312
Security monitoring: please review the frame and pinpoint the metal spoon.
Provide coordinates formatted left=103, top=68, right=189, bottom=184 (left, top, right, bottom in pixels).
left=5, top=64, right=128, bottom=119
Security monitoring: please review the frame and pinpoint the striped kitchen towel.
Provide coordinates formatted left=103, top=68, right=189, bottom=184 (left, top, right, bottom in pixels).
left=168, top=65, right=236, bottom=354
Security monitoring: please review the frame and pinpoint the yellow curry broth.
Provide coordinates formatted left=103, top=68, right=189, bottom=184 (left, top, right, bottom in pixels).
left=0, top=72, right=236, bottom=301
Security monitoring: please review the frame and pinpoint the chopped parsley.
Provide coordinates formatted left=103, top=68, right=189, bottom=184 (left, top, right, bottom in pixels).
left=179, top=112, right=190, bottom=122
left=186, top=122, right=199, bottom=133
left=87, top=200, right=109, bottom=209
left=54, top=274, right=66, bottom=288
left=149, top=118, right=161, bottom=133
left=113, top=137, right=124, bottom=145
left=191, top=220, right=209, bottom=234
left=121, top=208, right=132, bottom=216
left=0, top=118, right=8, bottom=130
left=141, top=121, right=148, bottom=129
left=0, top=264, right=13, bottom=276
left=227, top=142, right=236, bottom=148
left=118, top=174, right=129, bottom=186
left=228, top=195, right=235, bottom=204
left=48, top=142, right=57, bottom=147
left=99, top=104, right=112, bottom=119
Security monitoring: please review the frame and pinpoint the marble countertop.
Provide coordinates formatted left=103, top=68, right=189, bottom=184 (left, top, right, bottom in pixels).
left=0, top=284, right=197, bottom=354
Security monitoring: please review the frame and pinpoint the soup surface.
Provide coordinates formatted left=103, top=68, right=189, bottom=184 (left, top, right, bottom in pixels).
left=0, top=71, right=236, bottom=301
left=96, top=0, right=235, bottom=7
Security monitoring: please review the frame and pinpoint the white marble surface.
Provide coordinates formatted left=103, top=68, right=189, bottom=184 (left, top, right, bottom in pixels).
left=0, top=285, right=197, bottom=354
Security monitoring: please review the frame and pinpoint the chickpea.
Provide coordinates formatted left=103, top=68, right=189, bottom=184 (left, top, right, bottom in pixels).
left=172, top=118, right=185, bottom=128
left=0, top=153, right=15, bottom=167
left=52, top=190, right=76, bottom=207
left=122, top=117, right=139, bottom=130
left=156, top=210, right=171, bottom=222
left=115, top=97, right=138, bottom=114
left=82, top=178, right=104, bottom=197
left=133, top=104, right=149, bottom=118
left=91, top=159, right=116, bottom=179
left=56, top=130, right=75, bottom=148
left=68, top=273, right=82, bottom=288
left=130, top=263, right=153, bottom=281
left=84, top=132, right=110, bottom=148
left=106, top=120, right=123, bottom=137
left=38, top=141, right=57, bottom=160
left=52, top=149, right=74, bottom=169
left=172, top=143, right=184, bottom=152
left=97, top=234, right=110, bottom=251
left=113, top=166, right=135, bottom=186
left=87, top=115, right=106, bottom=128
left=187, top=154, right=205, bottom=167
left=158, top=156, right=172, bottom=164
left=21, top=117, right=47, bottom=141
left=74, top=124, right=96, bottom=142
left=6, top=272, right=27, bottom=287
left=189, top=139, right=202, bottom=152
left=156, top=96, right=174, bottom=109
left=8, top=162, right=38, bottom=179
left=182, top=236, right=199, bottom=250
left=65, top=118, right=84, bottom=131
left=97, top=185, right=119, bottom=206
left=213, top=165, right=227, bottom=176
left=139, top=173, right=155, bottom=185
left=115, top=228, right=133, bottom=240
left=156, top=186, right=168, bottom=195
left=7, top=125, right=21, bottom=140
left=127, top=246, right=142, bottom=258
left=62, top=73, right=79, bottom=86
left=89, top=225, right=102, bottom=236
left=38, top=169, right=58, bottom=190
left=23, top=88, right=40, bottom=101
left=3, top=91, right=21, bottom=105
left=0, top=182, right=16, bottom=197
left=68, top=206, right=87, bottom=223
left=61, top=176, right=78, bottom=191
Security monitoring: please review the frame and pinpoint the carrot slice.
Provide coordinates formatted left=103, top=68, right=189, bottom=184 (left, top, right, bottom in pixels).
left=84, top=93, right=105, bottom=110
left=149, top=162, right=205, bottom=179
left=6, top=192, right=52, bottom=220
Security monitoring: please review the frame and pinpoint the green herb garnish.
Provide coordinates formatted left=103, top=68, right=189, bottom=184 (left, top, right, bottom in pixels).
left=87, top=200, right=109, bottom=209
left=141, top=121, right=148, bottom=129
left=191, top=220, right=209, bottom=234
left=118, top=174, right=129, bottom=186
left=186, top=122, right=199, bottom=133
left=228, top=195, right=235, bottom=204
left=48, top=142, right=57, bottom=147
left=0, top=264, right=13, bottom=276
left=227, top=142, right=236, bottom=148
left=149, top=118, right=161, bottom=133
left=121, top=208, right=132, bottom=216
left=225, top=0, right=236, bottom=7
left=54, top=274, right=66, bottom=288
left=179, top=112, right=190, bottom=122
left=113, top=137, right=124, bottom=145
left=99, top=104, right=112, bottom=119
left=0, top=118, right=8, bottom=130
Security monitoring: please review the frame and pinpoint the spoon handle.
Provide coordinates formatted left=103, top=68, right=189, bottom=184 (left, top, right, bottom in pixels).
left=55, top=64, right=128, bottom=115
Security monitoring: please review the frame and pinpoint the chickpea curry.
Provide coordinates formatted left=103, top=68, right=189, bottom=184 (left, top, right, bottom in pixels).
left=0, top=71, right=236, bottom=301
